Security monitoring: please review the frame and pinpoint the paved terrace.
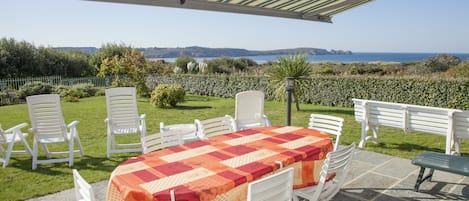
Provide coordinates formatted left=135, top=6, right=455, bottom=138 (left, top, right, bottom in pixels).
left=28, top=149, right=469, bottom=201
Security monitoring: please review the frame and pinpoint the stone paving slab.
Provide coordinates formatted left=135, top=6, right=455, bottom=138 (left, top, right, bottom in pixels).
left=27, top=149, right=469, bottom=201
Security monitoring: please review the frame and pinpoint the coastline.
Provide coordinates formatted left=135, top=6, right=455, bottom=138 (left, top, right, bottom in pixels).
left=149, top=52, right=469, bottom=64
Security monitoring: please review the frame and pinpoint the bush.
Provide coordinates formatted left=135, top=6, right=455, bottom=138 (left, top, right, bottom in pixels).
left=147, top=74, right=469, bottom=110
left=445, top=62, right=469, bottom=78
left=54, top=85, right=71, bottom=97
left=0, top=90, right=19, bottom=106
left=17, top=81, right=54, bottom=99
left=73, top=83, right=97, bottom=97
left=95, top=88, right=106, bottom=96
left=150, top=84, right=185, bottom=108
left=54, top=83, right=97, bottom=98
left=409, top=54, right=462, bottom=74
left=64, top=95, right=80, bottom=102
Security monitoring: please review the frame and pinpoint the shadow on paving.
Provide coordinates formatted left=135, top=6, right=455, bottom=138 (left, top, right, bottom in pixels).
left=339, top=185, right=469, bottom=200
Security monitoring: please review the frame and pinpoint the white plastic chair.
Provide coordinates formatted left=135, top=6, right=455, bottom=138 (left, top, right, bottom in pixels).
left=235, top=90, right=271, bottom=130
left=0, top=123, right=32, bottom=168
left=142, top=130, right=183, bottom=154
left=247, top=167, right=294, bottom=201
left=308, top=114, right=344, bottom=150
left=105, top=87, right=146, bottom=158
left=73, top=169, right=96, bottom=201
left=160, top=122, right=198, bottom=144
left=293, top=143, right=356, bottom=201
left=195, top=115, right=235, bottom=139
left=26, top=94, right=84, bottom=170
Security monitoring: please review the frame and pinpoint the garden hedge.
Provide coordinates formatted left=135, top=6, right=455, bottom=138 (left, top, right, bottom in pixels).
left=147, top=74, right=468, bottom=110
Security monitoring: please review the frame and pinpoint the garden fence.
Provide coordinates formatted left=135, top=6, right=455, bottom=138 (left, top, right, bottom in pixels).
left=0, top=76, right=112, bottom=106
left=0, top=76, right=112, bottom=91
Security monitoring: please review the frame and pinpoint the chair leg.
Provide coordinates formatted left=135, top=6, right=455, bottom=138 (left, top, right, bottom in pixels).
left=69, top=137, right=74, bottom=168
left=20, top=134, right=33, bottom=155
left=74, top=135, right=84, bottom=156
left=107, top=132, right=112, bottom=159
left=32, top=139, right=38, bottom=170
left=3, top=141, right=15, bottom=168
left=41, top=143, right=52, bottom=158
left=0, top=146, right=5, bottom=168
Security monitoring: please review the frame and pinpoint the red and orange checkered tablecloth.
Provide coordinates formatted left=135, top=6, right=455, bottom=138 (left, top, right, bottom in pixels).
left=107, top=126, right=333, bottom=201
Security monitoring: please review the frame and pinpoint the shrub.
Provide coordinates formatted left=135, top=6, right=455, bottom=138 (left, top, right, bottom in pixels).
left=150, top=84, right=185, bottom=108
left=95, top=88, right=106, bottom=96
left=409, top=54, right=461, bottom=74
left=64, top=95, right=79, bottom=102
left=445, top=62, right=469, bottom=78
left=17, top=81, right=54, bottom=99
left=54, top=83, right=97, bottom=98
left=73, top=83, right=97, bottom=97
left=147, top=74, right=469, bottom=110
left=54, top=85, right=71, bottom=97
left=0, top=90, right=19, bottom=106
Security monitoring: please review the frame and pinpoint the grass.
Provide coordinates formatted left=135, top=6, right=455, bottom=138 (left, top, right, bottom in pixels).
left=0, top=94, right=467, bottom=201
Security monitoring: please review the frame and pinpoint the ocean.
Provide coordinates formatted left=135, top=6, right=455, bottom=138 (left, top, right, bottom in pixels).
left=155, top=52, right=469, bottom=64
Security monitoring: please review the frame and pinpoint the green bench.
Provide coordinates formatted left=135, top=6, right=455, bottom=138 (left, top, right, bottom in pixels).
left=411, top=151, right=469, bottom=192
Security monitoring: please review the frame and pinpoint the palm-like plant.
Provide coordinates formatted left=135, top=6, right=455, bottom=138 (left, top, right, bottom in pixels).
left=267, top=54, right=312, bottom=111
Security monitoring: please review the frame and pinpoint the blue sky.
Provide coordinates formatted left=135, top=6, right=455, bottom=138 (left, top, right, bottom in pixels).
left=1, top=0, right=469, bottom=53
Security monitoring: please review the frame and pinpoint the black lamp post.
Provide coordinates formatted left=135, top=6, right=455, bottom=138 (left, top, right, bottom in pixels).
left=285, top=77, right=295, bottom=126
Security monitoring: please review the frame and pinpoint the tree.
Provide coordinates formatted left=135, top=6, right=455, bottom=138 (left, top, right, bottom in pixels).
left=90, top=43, right=132, bottom=75
left=97, top=48, right=150, bottom=97
left=0, top=37, right=94, bottom=78
left=266, top=54, right=312, bottom=111
left=63, top=51, right=94, bottom=77
left=0, top=38, right=37, bottom=78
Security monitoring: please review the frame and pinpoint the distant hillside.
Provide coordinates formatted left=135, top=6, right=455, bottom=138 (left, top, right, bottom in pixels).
left=54, top=47, right=99, bottom=55
left=55, top=46, right=352, bottom=58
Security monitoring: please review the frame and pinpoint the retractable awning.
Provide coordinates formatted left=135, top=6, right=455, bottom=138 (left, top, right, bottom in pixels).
left=88, top=0, right=372, bottom=23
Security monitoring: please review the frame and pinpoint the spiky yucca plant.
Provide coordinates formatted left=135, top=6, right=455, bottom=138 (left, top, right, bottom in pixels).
left=266, top=54, right=312, bottom=111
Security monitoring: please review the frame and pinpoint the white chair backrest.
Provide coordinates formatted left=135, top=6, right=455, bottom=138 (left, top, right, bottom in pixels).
left=26, top=94, right=67, bottom=140
left=142, top=130, right=182, bottom=154
left=195, top=116, right=235, bottom=138
left=105, top=87, right=140, bottom=130
left=454, top=110, right=469, bottom=140
left=309, top=143, right=355, bottom=201
left=247, top=167, right=294, bottom=201
left=235, top=91, right=265, bottom=128
left=308, top=114, right=344, bottom=150
left=73, top=169, right=96, bottom=201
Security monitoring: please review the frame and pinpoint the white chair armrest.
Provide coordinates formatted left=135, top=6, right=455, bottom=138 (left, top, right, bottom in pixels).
left=263, top=114, right=272, bottom=126
left=4, top=122, right=28, bottom=133
left=140, top=114, right=146, bottom=120
left=67, top=121, right=80, bottom=128
left=224, top=115, right=237, bottom=131
left=104, top=118, right=109, bottom=123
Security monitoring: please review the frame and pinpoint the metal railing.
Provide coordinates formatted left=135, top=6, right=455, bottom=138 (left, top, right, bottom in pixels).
left=0, top=76, right=111, bottom=91
left=0, top=76, right=112, bottom=106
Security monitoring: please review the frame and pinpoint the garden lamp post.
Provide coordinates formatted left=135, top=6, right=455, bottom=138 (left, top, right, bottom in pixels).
left=285, top=77, right=295, bottom=126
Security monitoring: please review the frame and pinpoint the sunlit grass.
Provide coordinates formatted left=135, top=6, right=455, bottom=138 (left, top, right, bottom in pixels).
left=0, top=95, right=466, bottom=201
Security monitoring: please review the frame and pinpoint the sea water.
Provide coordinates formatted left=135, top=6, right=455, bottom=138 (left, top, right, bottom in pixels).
left=155, top=52, right=469, bottom=64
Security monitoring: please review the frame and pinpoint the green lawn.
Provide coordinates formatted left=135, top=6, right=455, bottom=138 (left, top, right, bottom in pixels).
left=0, top=95, right=466, bottom=201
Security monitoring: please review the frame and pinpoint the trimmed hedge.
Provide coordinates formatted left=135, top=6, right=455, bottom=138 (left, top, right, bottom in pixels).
left=147, top=75, right=468, bottom=110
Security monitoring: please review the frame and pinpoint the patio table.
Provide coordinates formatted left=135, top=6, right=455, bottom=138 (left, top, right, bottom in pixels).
left=106, top=126, right=333, bottom=201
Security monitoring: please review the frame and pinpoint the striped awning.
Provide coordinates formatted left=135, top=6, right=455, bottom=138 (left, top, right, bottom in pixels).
left=89, top=0, right=373, bottom=23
